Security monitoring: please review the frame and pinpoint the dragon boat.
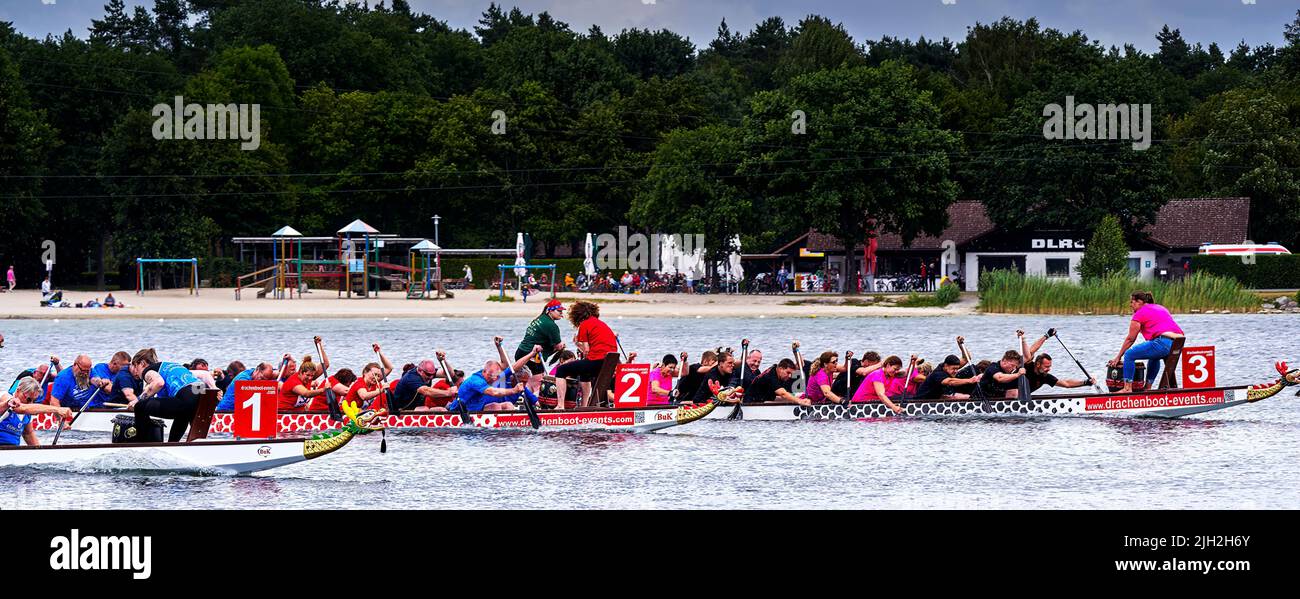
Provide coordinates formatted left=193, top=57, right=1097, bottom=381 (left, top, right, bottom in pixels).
left=2, top=401, right=386, bottom=475
left=29, top=363, right=1297, bottom=431
left=31, top=387, right=733, bottom=435
left=703, top=361, right=1300, bottom=421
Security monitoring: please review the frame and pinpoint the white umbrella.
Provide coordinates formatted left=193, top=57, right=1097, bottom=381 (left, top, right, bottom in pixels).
left=659, top=234, right=678, bottom=275
left=728, top=235, right=744, bottom=283
left=514, top=232, right=527, bottom=277
left=690, top=248, right=706, bottom=279
left=583, top=233, right=597, bottom=277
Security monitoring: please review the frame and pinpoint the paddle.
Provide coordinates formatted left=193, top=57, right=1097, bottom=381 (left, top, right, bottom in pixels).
left=616, top=335, right=630, bottom=362
left=437, top=353, right=473, bottom=427
left=371, top=345, right=390, bottom=454
left=725, top=338, right=749, bottom=420
left=898, top=355, right=917, bottom=414
left=314, top=336, right=344, bottom=422
left=496, top=337, right=541, bottom=429
left=51, top=387, right=102, bottom=446
left=843, top=350, right=854, bottom=406
left=1049, top=329, right=1103, bottom=393
left=790, top=341, right=806, bottom=397
left=518, top=374, right=542, bottom=430
left=958, top=337, right=994, bottom=413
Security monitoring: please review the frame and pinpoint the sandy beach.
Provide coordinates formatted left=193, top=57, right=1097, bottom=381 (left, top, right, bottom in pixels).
left=0, top=288, right=978, bottom=320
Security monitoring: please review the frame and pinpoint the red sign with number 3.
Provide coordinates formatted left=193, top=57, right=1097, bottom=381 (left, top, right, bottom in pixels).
left=614, top=364, right=650, bottom=408
left=234, top=380, right=280, bottom=439
left=1181, top=346, right=1215, bottom=389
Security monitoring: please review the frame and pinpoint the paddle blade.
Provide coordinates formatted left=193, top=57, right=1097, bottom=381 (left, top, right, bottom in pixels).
left=522, top=397, right=542, bottom=429
left=380, top=429, right=387, bottom=453
left=326, top=389, right=343, bottom=422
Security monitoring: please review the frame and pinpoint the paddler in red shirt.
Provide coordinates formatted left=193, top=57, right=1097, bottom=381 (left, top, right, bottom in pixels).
left=345, top=344, right=395, bottom=411
left=279, top=355, right=328, bottom=412
left=553, top=300, right=618, bottom=409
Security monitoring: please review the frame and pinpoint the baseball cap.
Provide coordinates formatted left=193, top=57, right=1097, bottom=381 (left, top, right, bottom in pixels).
left=545, top=299, right=566, bottom=312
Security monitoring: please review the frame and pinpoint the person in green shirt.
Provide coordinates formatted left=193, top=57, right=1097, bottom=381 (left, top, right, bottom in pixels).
left=516, top=299, right=568, bottom=374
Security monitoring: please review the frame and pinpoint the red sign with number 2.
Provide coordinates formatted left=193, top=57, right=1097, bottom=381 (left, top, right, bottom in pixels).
left=233, top=380, right=280, bottom=439
left=1181, top=346, right=1215, bottom=389
left=614, top=364, right=650, bottom=408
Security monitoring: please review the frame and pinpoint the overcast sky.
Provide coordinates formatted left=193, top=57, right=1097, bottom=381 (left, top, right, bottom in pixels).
left=3, top=0, right=1296, bottom=53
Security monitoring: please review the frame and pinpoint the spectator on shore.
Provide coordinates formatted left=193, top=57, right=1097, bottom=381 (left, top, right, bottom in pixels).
left=6, top=265, right=14, bottom=291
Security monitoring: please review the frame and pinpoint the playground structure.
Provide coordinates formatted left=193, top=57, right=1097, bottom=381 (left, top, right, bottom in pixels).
left=407, top=239, right=444, bottom=299
left=136, top=258, right=199, bottom=295
left=234, top=220, right=447, bottom=300
left=497, top=263, right=558, bottom=301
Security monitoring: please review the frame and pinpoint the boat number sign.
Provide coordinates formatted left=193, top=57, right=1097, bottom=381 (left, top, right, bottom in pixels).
left=614, top=364, right=651, bottom=408
left=1180, top=346, right=1215, bottom=389
left=234, top=380, right=280, bottom=439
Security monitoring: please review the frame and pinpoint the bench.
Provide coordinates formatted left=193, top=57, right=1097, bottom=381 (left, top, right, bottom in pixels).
left=1157, top=337, right=1187, bottom=390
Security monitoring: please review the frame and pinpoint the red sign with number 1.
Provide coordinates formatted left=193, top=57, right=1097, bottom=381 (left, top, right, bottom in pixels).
left=1181, top=346, right=1215, bottom=389
left=234, top=380, right=280, bottom=439
left=614, top=364, right=650, bottom=408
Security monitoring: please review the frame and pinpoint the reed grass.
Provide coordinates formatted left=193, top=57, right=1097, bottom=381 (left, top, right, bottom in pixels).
left=977, top=271, right=1259, bottom=314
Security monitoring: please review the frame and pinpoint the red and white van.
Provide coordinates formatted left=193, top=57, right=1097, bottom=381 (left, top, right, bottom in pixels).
left=1198, top=243, right=1291, bottom=256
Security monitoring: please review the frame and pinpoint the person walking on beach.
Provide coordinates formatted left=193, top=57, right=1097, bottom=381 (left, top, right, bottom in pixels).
left=6, top=265, right=14, bottom=291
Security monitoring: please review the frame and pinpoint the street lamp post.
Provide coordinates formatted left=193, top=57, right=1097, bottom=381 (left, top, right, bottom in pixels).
left=432, top=215, right=441, bottom=246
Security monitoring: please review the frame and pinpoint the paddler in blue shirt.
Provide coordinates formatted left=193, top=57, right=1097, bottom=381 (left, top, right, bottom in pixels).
left=0, top=377, right=74, bottom=446
left=129, top=349, right=206, bottom=443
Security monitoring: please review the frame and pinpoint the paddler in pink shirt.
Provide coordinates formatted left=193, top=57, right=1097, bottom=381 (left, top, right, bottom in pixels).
left=1108, top=291, right=1185, bottom=393
left=850, top=355, right=915, bottom=414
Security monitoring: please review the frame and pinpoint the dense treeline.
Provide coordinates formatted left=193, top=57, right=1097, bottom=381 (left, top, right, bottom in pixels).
left=1, top=1, right=1299, bottom=290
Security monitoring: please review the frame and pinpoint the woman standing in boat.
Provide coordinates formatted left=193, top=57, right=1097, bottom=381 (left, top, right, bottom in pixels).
left=1108, top=291, right=1185, bottom=393
left=553, top=300, right=618, bottom=409
left=129, top=349, right=206, bottom=443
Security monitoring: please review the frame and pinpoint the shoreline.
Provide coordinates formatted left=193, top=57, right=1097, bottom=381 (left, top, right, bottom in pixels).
left=0, top=288, right=980, bottom=320
left=4, top=288, right=1292, bottom=320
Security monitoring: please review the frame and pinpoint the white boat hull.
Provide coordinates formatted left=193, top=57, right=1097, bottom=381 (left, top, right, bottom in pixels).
left=33, top=405, right=715, bottom=434
left=0, top=438, right=316, bottom=475
left=705, top=387, right=1261, bottom=420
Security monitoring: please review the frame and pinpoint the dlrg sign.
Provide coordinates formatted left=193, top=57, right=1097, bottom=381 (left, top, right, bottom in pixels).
left=1181, top=346, right=1215, bottom=389
left=613, top=364, right=650, bottom=408
left=233, top=380, right=279, bottom=438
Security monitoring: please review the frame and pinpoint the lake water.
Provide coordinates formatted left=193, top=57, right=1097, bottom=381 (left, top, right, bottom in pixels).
left=2, top=314, right=1298, bottom=509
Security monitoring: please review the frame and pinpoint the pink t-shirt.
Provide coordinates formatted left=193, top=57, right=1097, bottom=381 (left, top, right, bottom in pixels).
left=804, top=369, right=833, bottom=402
left=1132, top=303, right=1183, bottom=340
left=853, top=369, right=902, bottom=403
left=648, top=368, right=674, bottom=405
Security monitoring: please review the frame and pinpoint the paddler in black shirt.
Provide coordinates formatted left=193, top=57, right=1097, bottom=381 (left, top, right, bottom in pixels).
left=674, top=350, right=716, bottom=403
left=691, top=351, right=738, bottom=403
left=730, top=342, right=762, bottom=388
left=744, top=359, right=804, bottom=404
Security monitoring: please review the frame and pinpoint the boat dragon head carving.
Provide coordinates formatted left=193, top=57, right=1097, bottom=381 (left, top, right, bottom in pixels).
left=341, top=400, right=387, bottom=434
left=708, top=379, right=742, bottom=404
left=1247, top=362, right=1300, bottom=402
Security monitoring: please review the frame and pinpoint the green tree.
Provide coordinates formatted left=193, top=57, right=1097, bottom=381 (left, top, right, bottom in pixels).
left=631, top=124, right=750, bottom=273
left=772, top=16, right=864, bottom=84
left=1170, top=88, right=1300, bottom=247
left=611, top=28, right=696, bottom=80
left=1077, top=215, right=1130, bottom=280
left=971, top=53, right=1172, bottom=233
left=743, top=62, right=960, bottom=293
left=0, top=46, right=57, bottom=283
